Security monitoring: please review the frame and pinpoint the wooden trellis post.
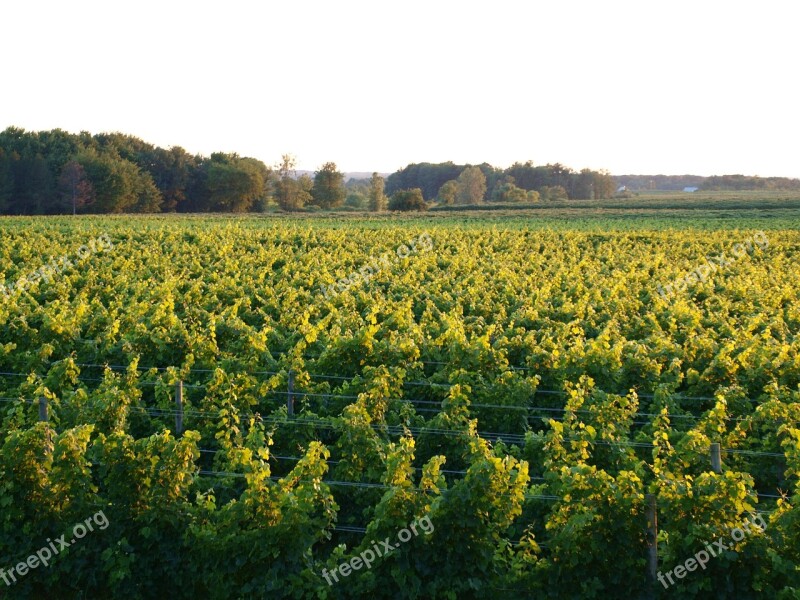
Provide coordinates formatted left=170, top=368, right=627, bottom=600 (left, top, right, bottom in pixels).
left=645, top=493, right=658, bottom=598
left=287, top=370, right=295, bottom=417
left=175, top=380, right=184, bottom=435
left=710, top=443, right=722, bottom=473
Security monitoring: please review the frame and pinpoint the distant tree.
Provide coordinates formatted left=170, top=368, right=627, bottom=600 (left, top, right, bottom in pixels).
left=505, top=161, right=551, bottom=191
left=275, top=154, right=296, bottom=209
left=476, top=162, right=505, bottom=200
left=148, top=146, right=196, bottom=212
left=76, top=150, right=137, bottom=213
left=58, top=160, right=95, bottom=214
left=492, top=181, right=529, bottom=202
left=274, top=154, right=305, bottom=211
left=385, top=161, right=464, bottom=199
left=367, top=172, right=388, bottom=211
left=11, top=155, right=55, bottom=214
left=311, top=162, right=346, bottom=209
left=572, top=169, right=595, bottom=200
left=455, top=166, right=486, bottom=204
left=239, top=156, right=272, bottom=211
left=133, top=174, right=163, bottom=212
left=437, top=180, right=458, bottom=205
left=344, top=179, right=369, bottom=210
left=37, top=128, right=80, bottom=176
left=539, top=185, right=568, bottom=201
left=549, top=162, right=573, bottom=190
left=593, top=170, right=616, bottom=199
left=76, top=148, right=162, bottom=213
left=297, top=174, right=314, bottom=204
left=346, top=190, right=367, bottom=209
left=389, top=188, right=427, bottom=211
left=205, top=160, right=262, bottom=213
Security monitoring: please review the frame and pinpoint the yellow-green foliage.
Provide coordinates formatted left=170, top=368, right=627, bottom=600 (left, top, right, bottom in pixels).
left=0, top=216, right=799, bottom=598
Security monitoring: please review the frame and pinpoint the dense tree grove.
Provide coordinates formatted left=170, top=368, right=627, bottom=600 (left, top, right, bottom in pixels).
left=387, top=160, right=617, bottom=202
left=701, top=174, right=800, bottom=191
left=0, top=128, right=275, bottom=215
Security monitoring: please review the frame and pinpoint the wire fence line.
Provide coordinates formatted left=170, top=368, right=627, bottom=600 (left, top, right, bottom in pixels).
left=1, top=365, right=793, bottom=514
left=0, top=367, right=786, bottom=427
left=5, top=361, right=775, bottom=404
left=0, top=407, right=786, bottom=558
left=0, top=393, right=791, bottom=459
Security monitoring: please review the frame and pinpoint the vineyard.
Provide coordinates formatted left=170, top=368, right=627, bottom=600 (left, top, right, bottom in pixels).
left=1, top=214, right=799, bottom=599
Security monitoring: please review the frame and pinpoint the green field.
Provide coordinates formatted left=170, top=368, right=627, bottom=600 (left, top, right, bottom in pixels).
left=1, top=204, right=799, bottom=598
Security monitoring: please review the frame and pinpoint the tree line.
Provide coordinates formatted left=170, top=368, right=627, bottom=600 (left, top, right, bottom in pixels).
left=386, top=161, right=618, bottom=203
left=1, top=128, right=619, bottom=215
left=0, top=128, right=356, bottom=215
left=701, top=174, right=800, bottom=191
left=613, top=173, right=800, bottom=192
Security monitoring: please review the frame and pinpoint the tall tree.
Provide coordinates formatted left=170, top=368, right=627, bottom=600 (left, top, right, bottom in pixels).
left=58, top=160, right=95, bottom=214
left=274, top=154, right=308, bottom=211
left=593, top=170, right=616, bottom=199
left=573, top=168, right=595, bottom=200
left=455, top=166, right=486, bottom=204
left=311, top=162, right=346, bottom=209
left=367, top=172, right=387, bottom=211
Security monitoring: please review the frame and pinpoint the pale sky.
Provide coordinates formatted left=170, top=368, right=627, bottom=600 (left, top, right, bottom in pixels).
left=2, top=1, right=798, bottom=177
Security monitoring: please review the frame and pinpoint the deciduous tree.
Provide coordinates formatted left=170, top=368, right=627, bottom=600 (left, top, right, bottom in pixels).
left=389, top=188, right=427, bottom=211
left=455, top=166, right=486, bottom=204
left=58, top=160, right=95, bottom=214
left=275, top=154, right=308, bottom=211
left=593, top=170, right=616, bottom=199
left=311, top=162, right=346, bottom=209
left=540, top=185, right=568, bottom=201
left=368, top=172, right=387, bottom=211
left=493, top=181, right=529, bottom=202
left=437, top=180, right=458, bottom=205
